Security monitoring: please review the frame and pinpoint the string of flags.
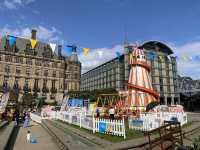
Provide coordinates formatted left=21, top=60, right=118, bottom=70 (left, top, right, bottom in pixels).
left=4, top=34, right=200, bottom=62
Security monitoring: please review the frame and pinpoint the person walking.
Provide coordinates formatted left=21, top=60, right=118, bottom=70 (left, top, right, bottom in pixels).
left=109, top=107, right=115, bottom=120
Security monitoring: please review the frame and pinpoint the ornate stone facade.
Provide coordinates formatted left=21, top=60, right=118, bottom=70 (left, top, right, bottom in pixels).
left=0, top=30, right=81, bottom=102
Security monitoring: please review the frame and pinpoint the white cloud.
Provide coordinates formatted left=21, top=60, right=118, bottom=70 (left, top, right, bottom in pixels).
left=1, top=0, right=35, bottom=9
left=0, top=25, right=62, bottom=42
left=172, top=41, right=200, bottom=79
left=79, top=44, right=123, bottom=73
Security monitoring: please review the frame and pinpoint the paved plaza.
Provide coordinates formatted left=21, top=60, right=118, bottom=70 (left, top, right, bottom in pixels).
left=12, top=122, right=59, bottom=150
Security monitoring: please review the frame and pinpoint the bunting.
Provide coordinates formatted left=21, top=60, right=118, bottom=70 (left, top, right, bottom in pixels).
left=49, top=43, right=56, bottom=53
left=181, top=54, right=189, bottom=61
left=116, top=51, right=121, bottom=59
left=8, top=35, right=16, bottom=46
left=65, top=45, right=73, bottom=55
left=147, top=52, right=156, bottom=60
left=97, top=50, right=103, bottom=58
left=82, top=48, right=89, bottom=56
left=30, top=39, right=37, bottom=49
left=158, top=55, right=164, bottom=61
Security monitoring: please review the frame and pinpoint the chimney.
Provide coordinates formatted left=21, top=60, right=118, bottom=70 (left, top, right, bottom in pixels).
left=31, top=29, right=37, bottom=40
left=58, top=45, right=62, bottom=57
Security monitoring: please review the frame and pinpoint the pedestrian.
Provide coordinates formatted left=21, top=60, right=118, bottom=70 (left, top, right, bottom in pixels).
left=96, top=107, right=100, bottom=118
left=26, top=130, right=31, bottom=143
left=109, top=107, right=115, bottom=120
left=23, top=113, right=30, bottom=128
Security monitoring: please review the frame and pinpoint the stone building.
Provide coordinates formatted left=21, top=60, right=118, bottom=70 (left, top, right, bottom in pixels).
left=81, top=41, right=179, bottom=105
left=0, top=29, right=81, bottom=102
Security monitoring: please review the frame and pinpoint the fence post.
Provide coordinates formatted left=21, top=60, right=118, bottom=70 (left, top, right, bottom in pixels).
left=92, top=113, right=95, bottom=133
left=80, top=113, right=82, bottom=128
left=123, top=117, right=126, bottom=139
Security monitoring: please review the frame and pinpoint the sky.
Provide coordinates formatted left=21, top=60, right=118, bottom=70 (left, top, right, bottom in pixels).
left=0, top=0, right=200, bottom=79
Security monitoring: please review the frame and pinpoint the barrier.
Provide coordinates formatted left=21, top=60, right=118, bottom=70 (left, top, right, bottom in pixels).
left=93, top=117, right=126, bottom=139
left=32, top=111, right=126, bottom=139
left=129, top=112, right=187, bottom=131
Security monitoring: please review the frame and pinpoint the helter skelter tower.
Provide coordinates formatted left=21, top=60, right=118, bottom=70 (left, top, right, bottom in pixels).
left=119, top=46, right=159, bottom=110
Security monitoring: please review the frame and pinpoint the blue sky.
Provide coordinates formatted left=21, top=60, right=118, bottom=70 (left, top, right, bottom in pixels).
left=1, top=0, right=200, bottom=78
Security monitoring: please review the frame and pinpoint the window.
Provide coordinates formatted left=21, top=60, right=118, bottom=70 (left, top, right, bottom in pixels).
left=16, top=57, right=23, bottom=63
left=52, top=62, right=57, bottom=68
left=5, top=55, right=12, bottom=62
left=5, top=65, right=10, bottom=73
left=52, top=71, right=56, bottom=77
left=26, top=59, right=32, bottom=65
left=35, top=69, right=40, bottom=76
left=35, top=60, right=42, bottom=66
left=26, top=68, right=30, bottom=75
left=16, top=67, right=21, bottom=74
left=44, top=70, right=48, bottom=76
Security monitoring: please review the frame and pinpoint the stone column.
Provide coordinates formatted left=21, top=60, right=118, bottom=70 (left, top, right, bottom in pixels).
left=164, top=96, right=168, bottom=105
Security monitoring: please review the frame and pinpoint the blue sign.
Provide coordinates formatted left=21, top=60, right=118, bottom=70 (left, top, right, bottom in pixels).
left=131, top=120, right=143, bottom=127
left=8, top=35, right=16, bottom=46
left=99, top=122, right=106, bottom=133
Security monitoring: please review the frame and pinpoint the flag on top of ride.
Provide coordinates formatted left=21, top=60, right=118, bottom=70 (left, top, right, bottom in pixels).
left=8, top=35, right=16, bottom=46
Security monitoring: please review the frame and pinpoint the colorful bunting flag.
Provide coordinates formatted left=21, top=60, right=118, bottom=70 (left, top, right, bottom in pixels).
left=65, top=45, right=73, bottom=55
left=116, top=52, right=121, bottom=59
left=147, top=52, right=156, bottom=60
left=167, top=55, right=171, bottom=61
left=8, top=35, right=16, bottom=46
left=97, top=50, right=103, bottom=58
left=158, top=55, right=164, bottom=61
left=49, top=43, right=56, bottom=53
left=82, top=48, right=89, bottom=56
left=181, top=54, right=189, bottom=61
left=30, top=39, right=37, bottom=49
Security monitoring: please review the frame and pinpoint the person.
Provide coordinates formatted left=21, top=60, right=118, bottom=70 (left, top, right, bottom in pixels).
left=26, top=130, right=31, bottom=143
left=15, top=110, right=20, bottom=125
left=109, top=107, right=115, bottom=120
left=23, top=113, right=30, bottom=128
left=96, top=107, right=100, bottom=118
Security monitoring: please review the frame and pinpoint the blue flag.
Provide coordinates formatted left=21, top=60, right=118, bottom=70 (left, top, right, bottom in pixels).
left=147, top=51, right=156, bottom=60
left=8, top=35, right=16, bottom=46
left=193, top=56, right=200, bottom=62
left=65, top=45, right=73, bottom=56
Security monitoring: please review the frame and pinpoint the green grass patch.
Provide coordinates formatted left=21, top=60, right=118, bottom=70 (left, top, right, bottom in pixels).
left=182, top=121, right=193, bottom=128
left=55, top=119, right=144, bottom=143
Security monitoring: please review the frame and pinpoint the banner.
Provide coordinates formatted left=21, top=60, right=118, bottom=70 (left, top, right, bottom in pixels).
left=99, top=122, right=106, bottom=133
left=30, top=39, right=37, bottom=49
left=8, top=35, right=16, bottom=46
left=49, top=43, right=56, bottom=53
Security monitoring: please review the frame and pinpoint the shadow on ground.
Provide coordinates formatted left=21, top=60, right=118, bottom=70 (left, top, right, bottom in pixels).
left=5, top=125, right=20, bottom=150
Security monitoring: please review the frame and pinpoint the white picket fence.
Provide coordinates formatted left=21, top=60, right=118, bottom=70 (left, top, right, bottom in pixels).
left=129, top=112, right=187, bottom=131
left=31, top=111, right=126, bottom=139
left=93, top=117, right=126, bottom=139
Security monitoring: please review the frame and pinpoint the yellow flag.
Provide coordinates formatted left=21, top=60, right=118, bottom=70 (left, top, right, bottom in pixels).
left=181, top=54, right=189, bottom=61
left=83, top=48, right=89, bottom=56
left=30, top=39, right=37, bottom=49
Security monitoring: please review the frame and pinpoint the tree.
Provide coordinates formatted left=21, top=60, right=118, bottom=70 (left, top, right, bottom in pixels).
left=22, top=93, right=35, bottom=108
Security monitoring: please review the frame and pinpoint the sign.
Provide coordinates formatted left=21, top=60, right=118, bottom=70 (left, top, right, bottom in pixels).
left=99, top=121, right=106, bottom=133
left=131, top=120, right=143, bottom=127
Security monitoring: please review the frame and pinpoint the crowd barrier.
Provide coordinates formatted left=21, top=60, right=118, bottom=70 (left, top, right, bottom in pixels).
left=31, top=111, right=126, bottom=139
left=129, top=112, right=187, bottom=131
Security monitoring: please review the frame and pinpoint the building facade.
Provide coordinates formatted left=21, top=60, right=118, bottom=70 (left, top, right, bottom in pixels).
left=81, top=41, right=179, bottom=105
left=0, top=30, right=81, bottom=102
